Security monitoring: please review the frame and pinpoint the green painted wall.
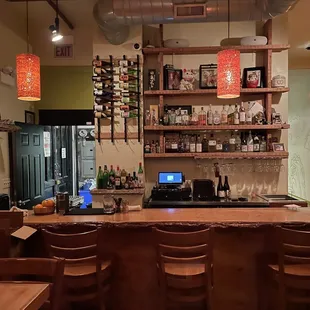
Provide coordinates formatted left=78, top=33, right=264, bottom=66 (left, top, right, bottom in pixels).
left=38, top=66, right=92, bottom=110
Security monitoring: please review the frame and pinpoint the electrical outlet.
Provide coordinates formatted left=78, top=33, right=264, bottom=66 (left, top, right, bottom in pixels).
left=3, top=178, right=11, bottom=189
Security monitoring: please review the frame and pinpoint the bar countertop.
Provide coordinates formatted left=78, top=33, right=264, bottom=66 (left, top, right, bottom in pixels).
left=24, top=208, right=310, bottom=228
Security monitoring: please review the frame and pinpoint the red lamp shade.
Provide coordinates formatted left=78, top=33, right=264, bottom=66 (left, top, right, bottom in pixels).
left=16, top=53, right=41, bottom=101
left=217, top=49, right=240, bottom=99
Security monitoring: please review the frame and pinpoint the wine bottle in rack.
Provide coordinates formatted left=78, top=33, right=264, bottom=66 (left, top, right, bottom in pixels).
left=122, top=97, right=137, bottom=104
left=93, top=67, right=113, bottom=77
left=95, top=97, right=116, bottom=105
left=120, top=75, right=139, bottom=82
left=92, top=58, right=112, bottom=67
left=92, top=75, right=113, bottom=83
left=119, top=60, right=138, bottom=67
left=94, top=111, right=113, bottom=119
left=94, top=104, right=112, bottom=111
left=120, top=105, right=138, bottom=111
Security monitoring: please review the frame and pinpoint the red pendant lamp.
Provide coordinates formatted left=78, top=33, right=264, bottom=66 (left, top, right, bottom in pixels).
left=16, top=0, right=41, bottom=101
left=217, top=0, right=240, bottom=99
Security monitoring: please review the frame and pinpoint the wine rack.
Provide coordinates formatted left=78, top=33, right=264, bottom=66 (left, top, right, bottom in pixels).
left=92, top=54, right=141, bottom=143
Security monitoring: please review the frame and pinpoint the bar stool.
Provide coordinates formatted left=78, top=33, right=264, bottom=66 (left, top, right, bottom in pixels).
left=268, top=227, right=310, bottom=310
left=153, top=227, right=213, bottom=310
left=0, top=257, right=65, bottom=310
left=42, top=227, right=112, bottom=310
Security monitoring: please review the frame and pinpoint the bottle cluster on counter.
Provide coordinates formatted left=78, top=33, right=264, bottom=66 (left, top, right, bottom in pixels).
left=217, top=175, right=231, bottom=199
left=96, top=163, right=144, bottom=190
left=144, top=131, right=277, bottom=154
left=145, top=102, right=271, bottom=126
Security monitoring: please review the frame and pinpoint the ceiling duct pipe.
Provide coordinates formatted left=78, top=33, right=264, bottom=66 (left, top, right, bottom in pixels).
left=93, top=0, right=299, bottom=45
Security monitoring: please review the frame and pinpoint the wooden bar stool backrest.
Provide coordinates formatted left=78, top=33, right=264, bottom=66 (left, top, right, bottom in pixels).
left=0, top=211, right=23, bottom=230
left=153, top=227, right=213, bottom=308
left=277, top=227, right=310, bottom=302
left=0, top=219, right=10, bottom=258
left=42, top=228, right=98, bottom=262
left=0, top=257, right=64, bottom=310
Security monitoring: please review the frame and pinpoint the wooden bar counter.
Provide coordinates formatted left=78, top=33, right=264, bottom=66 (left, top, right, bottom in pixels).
left=24, top=208, right=310, bottom=310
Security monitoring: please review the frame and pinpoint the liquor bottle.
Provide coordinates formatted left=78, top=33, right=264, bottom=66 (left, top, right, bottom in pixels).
left=213, top=110, right=221, bottom=125
left=190, top=135, right=196, bottom=153
left=96, top=166, right=104, bottom=189
left=239, top=102, right=246, bottom=125
left=216, top=137, right=223, bottom=152
left=144, top=141, right=151, bottom=153
left=138, top=163, right=144, bottom=188
left=145, top=110, right=151, bottom=126
left=169, top=109, right=176, bottom=125
left=109, top=165, right=115, bottom=188
left=124, top=174, right=130, bottom=189
left=208, top=133, right=217, bottom=152
left=221, top=106, right=228, bottom=125
left=165, top=139, right=171, bottom=153
left=246, top=105, right=253, bottom=125
left=132, top=171, right=138, bottom=188
left=234, top=104, right=240, bottom=125
left=115, top=166, right=121, bottom=189
left=171, top=138, right=178, bottom=153
left=156, top=140, right=161, bottom=153
left=198, top=107, right=206, bottom=126
left=217, top=176, right=225, bottom=198
left=207, top=104, right=213, bottom=125
left=228, top=105, right=235, bottom=125
left=182, top=110, right=189, bottom=126
left=178, top=136, right=184, bottom=153
left=129, top=173, right=135, bottom=189
left=202, top=134, right=208, bottom=153
left=191, top=108, right=199, bottom=125
left=267, top=134, right=273, bottom=151
left=235, top=133, right=241, bottom=152
left=196, top=135, right=202, bottom=153
left=102, top=165, right=109, bottom=189
left=253, top=134, right=260, bottom=152
left=175, top=108, right=182, bottom=126
left=184, top=135, right=190, bottom=153
left=223, top=136, right=230, bottom=152
left=260, top=136, right=267, bottom=152
left=163, top=106, right=169, bottom=126
left=151, top=140, right=156, bottom=153
left=241, top=133, right=248, bottom=152
left=247, top=131, right=254, bottom=152
left=229, top=132, right=236, bottom=152
left=223, top=176, right=231, bottom=199
left=121, top=168, right=127, bottom=188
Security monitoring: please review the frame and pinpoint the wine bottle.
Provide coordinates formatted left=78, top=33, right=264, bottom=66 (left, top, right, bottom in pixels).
left=223, top=176, right=231, bottom=199
left=120, top=105, right=137, bottom=111
left=247, top=131, right=254, bottom=152
left=93, top=67, right=113, bottom=77
left=122, top=97, right=137, bottom=104
left=94, top=111, right=113, bottom=118
left=119, top=60, right=138, bottom=67
left=120, top=75, right=139, bottom=82
left=217, top=176, right=225, bottom=198
left=94, top=104, right=111, bottom=112
left=92, top=57, right=112, bottom=67
left=92, top=76, right=113, bottom=83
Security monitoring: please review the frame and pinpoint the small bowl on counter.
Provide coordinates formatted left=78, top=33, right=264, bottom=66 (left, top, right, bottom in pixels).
left=33, top=199, right=55, bottom=215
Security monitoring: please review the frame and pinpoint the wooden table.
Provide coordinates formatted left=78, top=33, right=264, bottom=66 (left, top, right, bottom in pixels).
left=0, top=282, right=50, bottom=310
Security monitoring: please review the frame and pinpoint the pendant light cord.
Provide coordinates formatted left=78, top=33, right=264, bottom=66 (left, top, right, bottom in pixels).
left=26, top=0, right=29, bottom=53
left=228, top=0, right=231, bottom=39
left=56, top=0, right=59, bottom=18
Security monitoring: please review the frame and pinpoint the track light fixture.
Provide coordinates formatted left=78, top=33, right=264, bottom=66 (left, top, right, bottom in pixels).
left=49, top=0, right=63, bottom=42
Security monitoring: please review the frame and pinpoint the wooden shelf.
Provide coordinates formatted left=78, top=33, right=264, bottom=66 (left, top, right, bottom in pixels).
left=144, top=124, right=290, bottom=131
left=144, top=152, right=289, bottom=160
left=142, top=44, right=290, bottom=55
left=144, top=88, right=289, bottom=96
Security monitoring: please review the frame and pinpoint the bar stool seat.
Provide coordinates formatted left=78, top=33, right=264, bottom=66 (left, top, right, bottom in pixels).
left=65, top=260, right=112, bottom=277
left=269, top=263, right=310, bottom=276
left=164, top=263, right=205, bottom=276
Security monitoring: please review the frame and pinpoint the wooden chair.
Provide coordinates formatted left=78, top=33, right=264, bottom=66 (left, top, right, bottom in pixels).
left=153, top=227, right=213, bottom=310
left=268, top=227, right=310, bottom=310
left=0, top=257, right=64, bottom=310
left=0, top=211, right=23, bottom=231
left=0, top=219, right=10, bottom=257
left=42, top=227, right=112, bottom=310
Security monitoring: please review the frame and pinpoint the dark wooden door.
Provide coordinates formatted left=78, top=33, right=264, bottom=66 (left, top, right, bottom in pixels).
left=9, top=123, right=45, bottom=209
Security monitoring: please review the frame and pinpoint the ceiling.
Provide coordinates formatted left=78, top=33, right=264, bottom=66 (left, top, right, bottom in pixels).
left=3, top=0, right=310, bottom=69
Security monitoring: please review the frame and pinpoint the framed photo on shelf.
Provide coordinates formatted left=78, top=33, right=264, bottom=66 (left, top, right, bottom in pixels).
left=199, top=64, right=217, bottom=89
left=272, top=143, right=285, bottom=152
left=242, top=67, right=265, bottom=88
left=25, top=111, right=35, bottom=124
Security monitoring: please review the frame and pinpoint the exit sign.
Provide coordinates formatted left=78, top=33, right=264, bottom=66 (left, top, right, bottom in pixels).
left=54, top=44, right=73, bottom=58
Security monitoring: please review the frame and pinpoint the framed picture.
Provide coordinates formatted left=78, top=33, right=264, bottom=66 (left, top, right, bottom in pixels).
left=243, top=67, right=265, bottom=88
left=199, top=64, right=217, bottom=89
left=25, top=111, right=35, bottom=124
left=272, top=143, right=285, bottom=152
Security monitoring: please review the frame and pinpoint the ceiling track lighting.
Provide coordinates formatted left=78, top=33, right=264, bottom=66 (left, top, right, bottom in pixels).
left=49, top=0, right=63, bottom=42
